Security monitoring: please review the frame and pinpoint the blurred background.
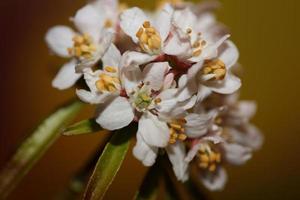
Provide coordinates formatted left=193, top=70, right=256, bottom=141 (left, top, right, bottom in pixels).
left=0, top=0, right=299, bottom=199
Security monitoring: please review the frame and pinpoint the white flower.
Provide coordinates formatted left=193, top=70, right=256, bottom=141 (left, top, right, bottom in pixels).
left=119, top=4, right=174, bottom=64
left=45, top=0, right=115, bottom=90
left=186, top=40, right=241, bottom=102
left=166, top=7, right=229, bottom=62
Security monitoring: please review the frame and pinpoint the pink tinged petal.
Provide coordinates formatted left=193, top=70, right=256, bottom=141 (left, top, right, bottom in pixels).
left=52, top=60, right=81, bottom=90
left=208, top=73, right=241, bottom=94
left=185, top=113, right=213, bottom=138
left=133, top=134, right=158, bottom=167
left=138, top=112, right=170, bottom=148
left=163, top=73, right=175, bottom=90
left=45, top=26, right=74, bottom=58
left=102, top=44, right=122, bottom=67
left=154, top=4, right=174, bottom=42
left=143, top=62, right=170, bottom=91
left=219, top=40, right=239, bottom=69
left=120, top=7, right=149, bottom=43
left=166, top=143, right=189, bottom=182
left=96, top=96, right=134, bottom=130
left=73, top=4, right=104, bottom=39
left=223, top=143, right=252, bottom=165
left=76, top=89, right=112, bottom=104
left=195, top=13, right=216, bottom=33
left=201, top=167, right=227, bottom=191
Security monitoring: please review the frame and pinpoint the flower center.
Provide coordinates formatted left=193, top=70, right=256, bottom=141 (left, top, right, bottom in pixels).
left=68, top=33, right=96, bottom=59
left=136, top=21, right=162, bottom=55
left=168, top=119, right=187, bottom=144
left=202, top=59, right=227, bottom=80
left=197, top=144, right=221, bottom=172
left=95, top=66, right=120, bottom=93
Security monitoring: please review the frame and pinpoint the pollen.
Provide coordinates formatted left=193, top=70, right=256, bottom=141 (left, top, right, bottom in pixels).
left=135, top=21, right=162, bottom=55
left=202, top=59, right=227, bottom=80
left=168, top=119, right=187, bottom=144
left=192, top=39, right=206, bottom=57
left=96, top=67, right=120, bottom=93
left=68, top=33, right=96, bottom=59
left=198, top=144, right=221, bottom=172
left=104, top=19, right=113, bottom=28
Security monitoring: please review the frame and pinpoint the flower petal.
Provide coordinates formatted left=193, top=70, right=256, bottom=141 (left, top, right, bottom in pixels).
left=52, top=59, right=81, bottom=90
left=121, top=51, right=156, bottom=70
left=185, top=113, right=214, bottom=138
left=138, top=112, right=170, bottom=148
left=73, top=4, right=104, bottom=39
left=223, top=143, right=252, bottom=165
left=197, top=85, right=212, bottom=102
left=96, top=96, right=134, bottom=130
left=154, top=4, right=173, bottom=42
left=102, top=44, right=121, bottom=67
left=133, top=133, right=158, bottom=166
left=76, top=89, right=112, bottom=104
left=219, top=40, right=239, bottom=69
left=166, top=143, right=188, bottom=182
left=143, top=62, right=170, bottom=91
left=45, top=26, right=74, bottom=58
left=207, top=73, right=241, bottom=94
left=201, top=167, right=227, bottom=191
left=120, top=7, right=149, bottom=43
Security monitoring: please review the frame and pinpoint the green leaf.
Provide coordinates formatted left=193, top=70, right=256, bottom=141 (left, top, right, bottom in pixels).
left=0, top=100, right=84, bottom=199
left=62, top=119, right=102, bottom=136
left=134, top=161, right=161, bottom=200
left=83, top=125, right=135, bottom=200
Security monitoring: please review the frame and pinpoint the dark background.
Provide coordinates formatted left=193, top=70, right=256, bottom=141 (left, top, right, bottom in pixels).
left=0, top=0, right=299, bottom=199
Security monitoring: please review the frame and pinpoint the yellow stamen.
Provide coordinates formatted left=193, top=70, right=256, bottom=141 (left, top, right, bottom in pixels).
left=202, top=59, right=227, bottom=80
left=136, top=21, right=162, bottom=54
left=197, top=144, right=222, bottom=173
left=68, top=33, right=96, bottom=59
left=96, top=67, right=120, bottom=93
left=168, top=119, right=187, bottom=144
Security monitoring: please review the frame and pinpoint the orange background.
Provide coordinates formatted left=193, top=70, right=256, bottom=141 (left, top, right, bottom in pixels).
left=0, top=0, right=300, bottom=199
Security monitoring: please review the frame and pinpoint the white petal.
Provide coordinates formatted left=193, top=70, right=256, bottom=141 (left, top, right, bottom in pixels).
left=121, top=66, right=142, bottom=94
left=208, top=73, right=241, bottom=94
left=121, top=51, right=155, bottom=69
left=219, top=40, right=239, bottom=69
left=138, top=112, right=170, bottom=148
left=235, top=101, right=257, bottom=120
left=201, top=167, right=227, bottom=191
left=196, top=85, right=212, bottom=102
left=74, top=4, right=104, bottom=39
left=120, top=7, right=149, bottom=43
left=52, top=60, right=81, bottom=90
left=166, top=143, right=188, bottom=182
left=102, top=44, right=121, bottom=67
left=223, top=143, right=252, bottom=165
left=177, top=75, right=198, bottom=102
left=143, top=62, right=169, bottom=91
left=76, top=89, right=111, bottom=104
left=229, top=125, right=264, bottom=151
left=185, top=142, right=201, bottom=163
left=185, top=113, right=213, bottom=138
left=187, top=61, right=203, bottom=80
left=96, top=96, right=134, bottom=130
left=163, top=28, right=192, bottom=57
left=133, top=133, right=158, bottom=166
left=45, top=26, right=74, bottom=57
left=154, top=4, right=173, bottom=42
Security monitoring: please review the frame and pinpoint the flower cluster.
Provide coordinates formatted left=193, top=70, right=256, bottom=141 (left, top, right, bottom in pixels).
left=45, top=0, right=263, bottom=191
